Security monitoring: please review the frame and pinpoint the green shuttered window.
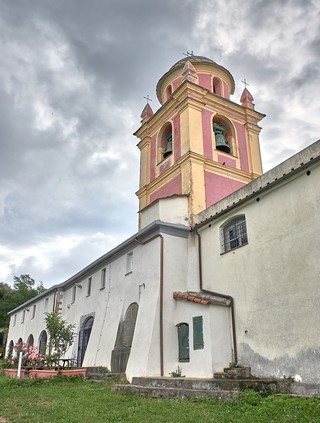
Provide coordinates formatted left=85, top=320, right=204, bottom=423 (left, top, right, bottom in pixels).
left=193, top=316, right=204, bottom=350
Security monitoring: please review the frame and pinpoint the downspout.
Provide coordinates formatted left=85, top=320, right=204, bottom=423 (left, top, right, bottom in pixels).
left=194, top=228, right=238, bottom=364
left=135, top=234, right=164, bottom=376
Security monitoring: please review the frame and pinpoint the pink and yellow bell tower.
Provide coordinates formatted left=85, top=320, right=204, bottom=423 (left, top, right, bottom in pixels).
left=135, top=56, right=265, bottom=229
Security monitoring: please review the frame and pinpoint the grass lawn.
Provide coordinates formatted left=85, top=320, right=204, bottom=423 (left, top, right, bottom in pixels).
left=0, top=375, right=320, bottom=422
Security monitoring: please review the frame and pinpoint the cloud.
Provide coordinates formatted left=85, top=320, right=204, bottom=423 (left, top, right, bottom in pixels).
left=0, top=0, right=319, bottom=287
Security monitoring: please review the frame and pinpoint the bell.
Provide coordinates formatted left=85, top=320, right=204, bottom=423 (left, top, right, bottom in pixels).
left=214, top=123, right=230, bottom=154
left=163, top=133, right=173, bottom=158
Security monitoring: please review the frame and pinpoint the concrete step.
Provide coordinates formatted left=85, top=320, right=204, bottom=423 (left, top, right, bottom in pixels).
left=112, top=383, right=239, bottom=400
left=131, top=376, right=281, bottom=394
left=85, top=368, right=127, bottom=382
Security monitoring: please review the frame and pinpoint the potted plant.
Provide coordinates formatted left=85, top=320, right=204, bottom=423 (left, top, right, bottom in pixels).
left=3, top=341, right=27, bottom=379
left=45, top=312, right=85, bottom=377
left=25, top=345, right=51, bottom=380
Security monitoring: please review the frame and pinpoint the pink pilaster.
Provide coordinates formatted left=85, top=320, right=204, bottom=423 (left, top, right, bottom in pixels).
left=150, top=134, right=157, bottom=181
left=234, top=121, right=249, bottom=172
left=198, top=74, right=212, bottom=91
left=173, top=113, right=181, bottom=160
left=202, top=109, right=213, bottom=160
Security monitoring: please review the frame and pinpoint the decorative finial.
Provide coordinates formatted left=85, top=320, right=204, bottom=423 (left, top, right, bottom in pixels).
left=241, top=78, right=249, bottom=89
left=183, top=50, right=194, bottom=57
left=143, top=95, right=152, bottom=104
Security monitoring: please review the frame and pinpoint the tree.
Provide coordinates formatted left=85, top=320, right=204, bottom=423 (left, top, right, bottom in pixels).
left=45, top=312, right=75, bottom=370
left=0, top=275, right=46, bottom=327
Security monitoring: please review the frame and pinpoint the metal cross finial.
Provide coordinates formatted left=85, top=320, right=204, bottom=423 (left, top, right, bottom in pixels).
left=241, top=78, right=249, bottom=89
left=143, top=95, right=152, bottom=104
left=183, top=50, right=194, bottom=57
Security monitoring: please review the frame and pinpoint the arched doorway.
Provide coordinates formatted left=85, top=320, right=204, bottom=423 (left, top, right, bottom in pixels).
left=111, top=303, right=139, bottom=373
left=77, top=316, right=94, bottom=367
left=38, top=330, right=47, bottom=355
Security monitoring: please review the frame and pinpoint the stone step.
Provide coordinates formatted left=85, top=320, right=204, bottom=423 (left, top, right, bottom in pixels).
left=112, top=383, right=239, bottom=400
left=85, top=368, right=127, bottom=382
left=131, top=376, right=280, bottom=393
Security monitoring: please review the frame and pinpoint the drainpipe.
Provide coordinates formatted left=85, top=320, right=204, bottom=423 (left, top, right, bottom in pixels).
left=135, top=234, right=164, bottom=376
left=195, top=229, right=238, bottom=364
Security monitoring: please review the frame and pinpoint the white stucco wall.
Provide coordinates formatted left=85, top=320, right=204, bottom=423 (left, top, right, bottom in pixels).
left=6, top=291, right=56, bottom=354
left=198, top=163, right=320, bottom=382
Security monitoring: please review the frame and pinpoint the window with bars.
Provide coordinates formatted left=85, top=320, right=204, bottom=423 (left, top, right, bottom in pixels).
left=223, top=216, right=248, bottom=252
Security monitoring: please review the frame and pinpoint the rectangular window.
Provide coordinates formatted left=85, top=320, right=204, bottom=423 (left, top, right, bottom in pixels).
left=87, top=277, right=92, bottom=296
left=101, top=268, right=106, bottom=289
left=13, top=314, right=17, bottom=326
left=126, top=252, right=133, bottom=274
left=193, top=316, right=204, bottom=350
left=31, top=304, right=36, bottom=319
left=21, top=310, right=25, bottom=324
left=72, top=286, right=76, bottom=303
left=44, top=298, right=48, bottom=311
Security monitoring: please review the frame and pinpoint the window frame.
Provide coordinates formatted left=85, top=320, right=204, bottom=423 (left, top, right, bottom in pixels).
left=71, top=286, right=76, bottom=304
left=221, top=215, right=248, bottom=253
left=100, top=268, right=106, bottom=290
left=193, top=315, right=204, bottom=350
left=87, top=277, right=92, bottom=297
left=126, top=251, right=133, bottom=275
left=31, top=304, right=36, bottom=319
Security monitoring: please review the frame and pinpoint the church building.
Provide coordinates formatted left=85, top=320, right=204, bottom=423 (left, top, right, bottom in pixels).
left=6, top=56, right=320, bottom=383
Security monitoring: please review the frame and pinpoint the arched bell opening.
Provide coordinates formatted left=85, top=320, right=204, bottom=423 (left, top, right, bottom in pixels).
left=158, top=122, right=173, bottom=162
left=212, top=116, right=236, bottom=156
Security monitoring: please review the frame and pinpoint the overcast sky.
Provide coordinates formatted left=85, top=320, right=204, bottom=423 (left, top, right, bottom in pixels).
left=0, top=0, right=319, bottom=288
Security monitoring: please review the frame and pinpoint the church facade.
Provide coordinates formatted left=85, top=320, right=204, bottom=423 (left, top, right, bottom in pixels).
left=6, top=56, right=320, bottom=383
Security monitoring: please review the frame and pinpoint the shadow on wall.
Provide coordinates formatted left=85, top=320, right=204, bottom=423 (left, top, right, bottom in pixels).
left=240, top=343, right=320, bottom=383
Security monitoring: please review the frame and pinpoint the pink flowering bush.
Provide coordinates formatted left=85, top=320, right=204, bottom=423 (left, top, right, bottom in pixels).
left=25, top=346, right=45, bottom=369
left=5, top=340, right=28, bottom=368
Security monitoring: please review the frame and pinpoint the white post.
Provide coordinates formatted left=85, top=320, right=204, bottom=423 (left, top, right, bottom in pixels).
left=17, top=351, right=23, bottom=380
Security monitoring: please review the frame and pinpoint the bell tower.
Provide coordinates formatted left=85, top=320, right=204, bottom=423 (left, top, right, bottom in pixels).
left=135, top=56, right=265, bottom=229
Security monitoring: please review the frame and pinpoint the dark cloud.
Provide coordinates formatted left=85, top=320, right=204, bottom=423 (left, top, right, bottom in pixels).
left=0, top=0, right=319, bottom=286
